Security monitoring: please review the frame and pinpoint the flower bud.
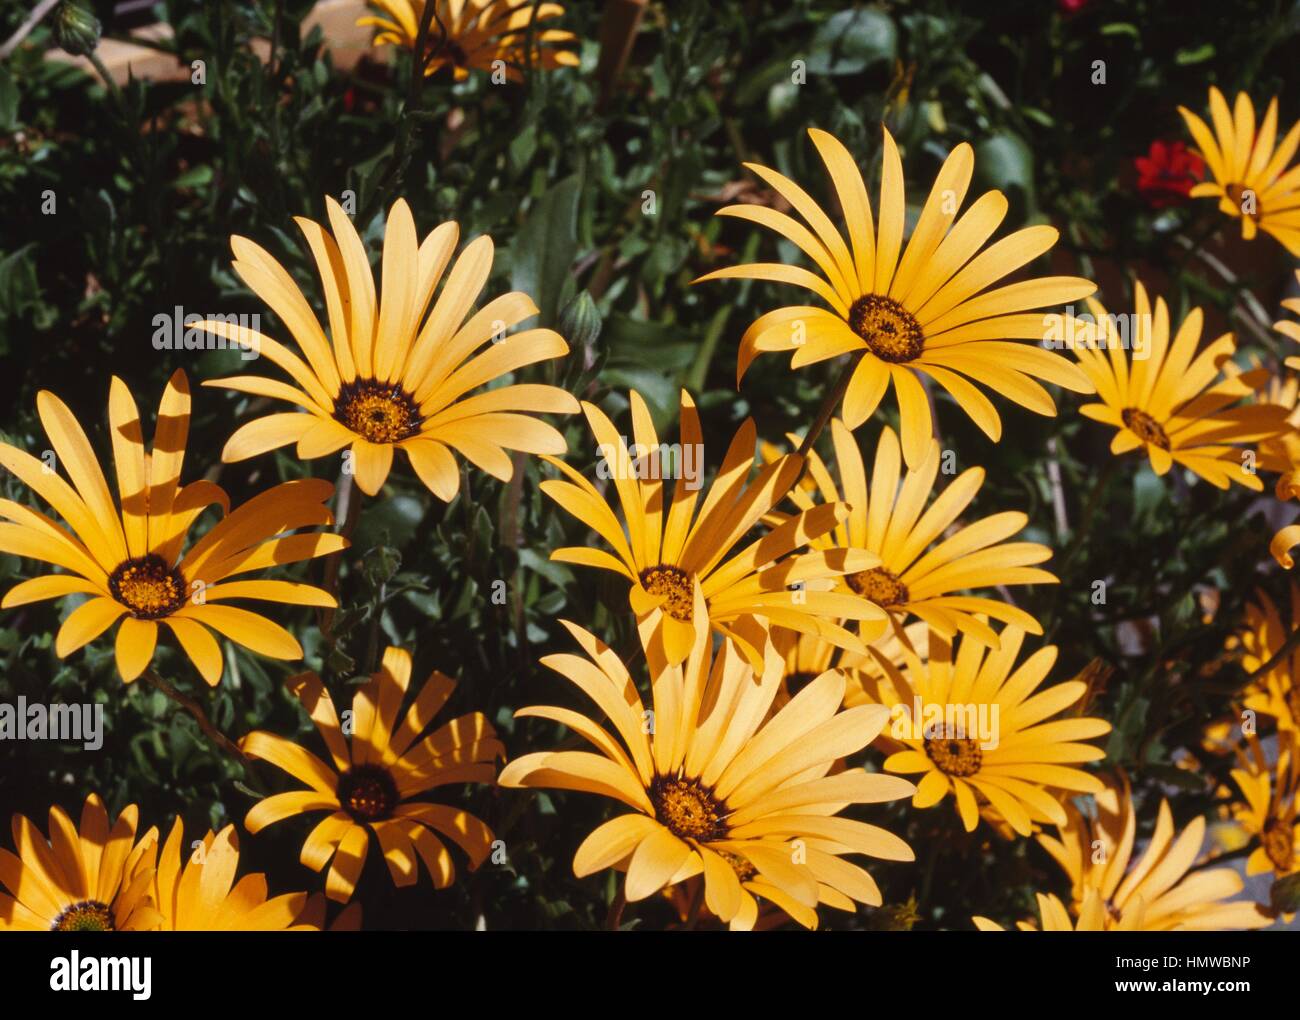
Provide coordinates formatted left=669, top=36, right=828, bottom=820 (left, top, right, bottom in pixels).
left=53, top=1, right=102, bottom=58
left=558, top=291, right=602, bottom=371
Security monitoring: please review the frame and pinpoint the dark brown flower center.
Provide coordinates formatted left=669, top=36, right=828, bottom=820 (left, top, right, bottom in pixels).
left=333, top=379, right=422, bottom=444
left=848, top=294, right=923, bottom=363
left=1225, top=183, right=1262, bottom=223
left=784, top=670, right=818, bottom=697
left=924, top=735, right=983, bottom=777
left=639, top=565, right=695, bottom=622
left=716, top=848, right=757, bottom=882
left=650, top=775, right=727, bottom=841
left=847, top=566, right=909, bottom=607
left=337, top=764, right=399, bottom=822
left=1121, top=407, right=1171, bottom=450
left=52, top=899, right=115, bottom=932
left=1263, top=818, right=1295, bottom=872
left=108, top=554, right=186, bottom=619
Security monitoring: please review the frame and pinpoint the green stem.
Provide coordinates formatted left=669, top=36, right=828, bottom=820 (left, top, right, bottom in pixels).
left=605, top=876, right=627, bottom=931
left=797, top=352, right=863, bottom=457
left=1043, top=456, right=1118, bottom=641
left=86, top=50, right=125, bottom=107
left=358, top=1, right=444, bottom=222
left=321, top=472, right=362, bottom=635
left=139, top=668, right=249, bottom=768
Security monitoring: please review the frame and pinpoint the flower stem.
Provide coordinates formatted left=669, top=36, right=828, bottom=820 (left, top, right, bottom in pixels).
left=797, top=352, right=863, bottom=457
left=605, top=877, right=627, bottom=931
left=321, top=471, right=362, bottom=635
left=358, top=1, right=445, bottom=223
left=1043, top=455, right=1118, bottom=641
left=1175, top=233, right=1278, bottom=351
left=139, top=668, right=249, bottom=768
left=683, top=879, right=706, bottom=931
left=86, top=50, right=125, bottom=107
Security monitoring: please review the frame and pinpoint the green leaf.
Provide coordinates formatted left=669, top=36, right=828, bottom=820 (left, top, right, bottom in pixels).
left=508, top=125, right=538, bottom=178
left=511, top=175, right=582, bottom=329
left=354, top=494, right=424, bottom=551
left=805, top=9, right=897, bottom=76
left=974, top=133, right=1036, bottom=218
left=1175, top=43, right=1215, bottom=65
left=172, top=165, right=213, bottom=190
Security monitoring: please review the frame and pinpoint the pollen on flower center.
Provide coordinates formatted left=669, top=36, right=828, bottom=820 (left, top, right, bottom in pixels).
left=848, top=294, right=924, bottom=363
left=108, top=555, right=186, bottom=619
left=924, top=734, right=983, bottom=777
left=52, top=899, right=115, bottom=932
left=715, top=848, right=757, bottom=882
left=1263, top=818, right=1295, bottom=871
left=333, top=378, right=422, bottom=444
left=1121, top=407, right=1171, bottom=450
left=639, top=565, right=695, bottom=622
left=337, top=764, right=400, bottom=822
left=847, top=566, right=909, bottom=607
left=650, top=775, right=727, bottom=841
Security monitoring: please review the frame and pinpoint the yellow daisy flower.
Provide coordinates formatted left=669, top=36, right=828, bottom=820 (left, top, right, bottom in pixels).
left=773, top=420, right=1054, bottom=648
left=1275, top=270, right=1300, bottom=368
left=499, top=594, right=916, bottom=930
left=0, top=370, right=344, bottom=685
left=1251, top=369, right=1300, bottom=488
left=664, top=875, right=790, bottom=930
left=840, top=622, right=927, bottom=711
left=772, top=626, right=844, bottom=704
left=874, top=625, right=1111, bottom=836
left=772, top=622, right=926, bottom=718
left=695, top=126, right=1095, bottom=467
left=1229, top=733, right=1300, bottom=878
left=358, top=0, right=579, bottom=81
left=295, top=893, right=364, bottom=930
left=1038, top=774, right=1272, bottom=930
left=1232, top=585, right=1300, bottom=734
left=147, top=820, right=311, bottom=930
left=540, top=389, right=885, bottom=668
left=242, top=646, right=501, bottom=902
left=0, top=794, right=158, bottom=931
left=1237, top=370, right=1300, bottom=566
left=1179, top=87, right=1300, bottom=255
left=199, top=197, right=579, bottom=499
left=974, top=888, right=1143, bottom=931
left=1271, top=521, right=1300, bottom=570
left=1073, top=281, right=1289, bottom=490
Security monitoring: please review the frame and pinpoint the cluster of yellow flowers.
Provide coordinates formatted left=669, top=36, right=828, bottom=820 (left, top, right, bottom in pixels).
left=2, top=67, right=1299, bottom=930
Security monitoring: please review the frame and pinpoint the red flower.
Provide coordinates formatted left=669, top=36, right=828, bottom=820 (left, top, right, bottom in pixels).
left=1134, top=140, right=1205, bottom=208
left=1059, top=0, right=1088, bottom=13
